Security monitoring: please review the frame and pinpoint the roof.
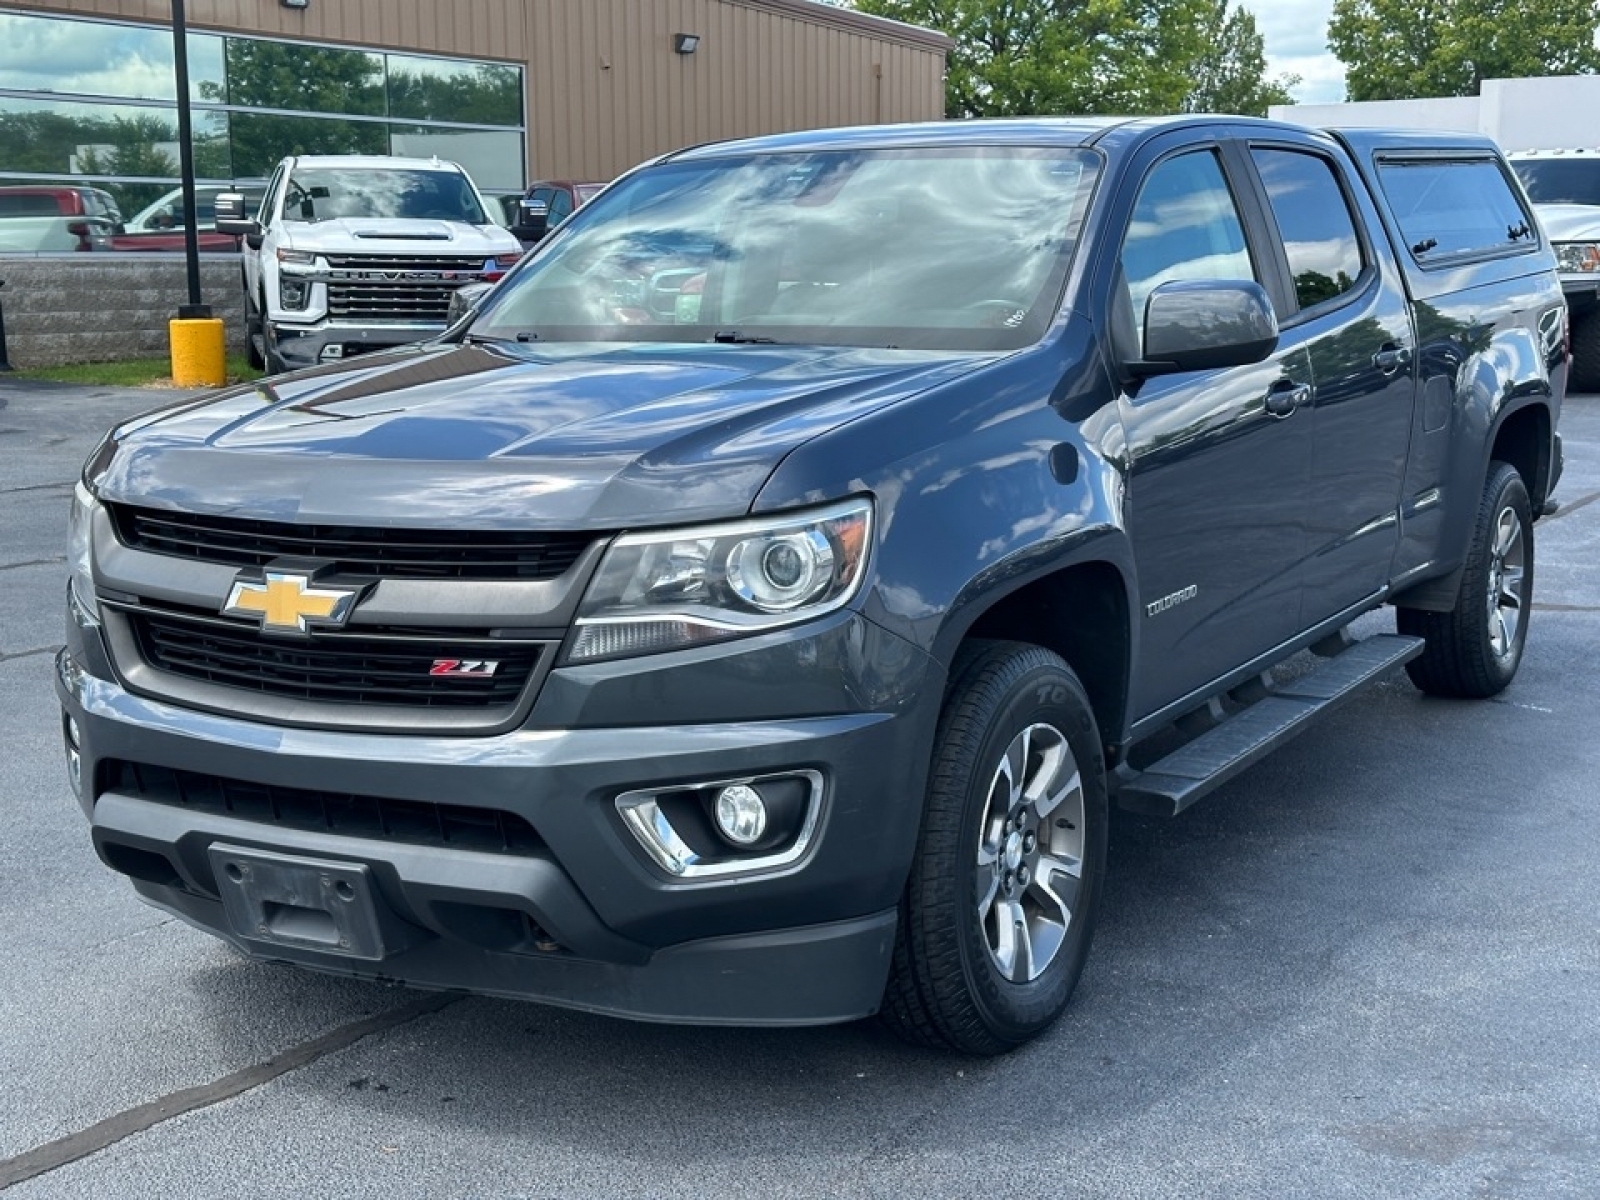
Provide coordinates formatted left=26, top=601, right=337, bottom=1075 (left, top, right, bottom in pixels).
left=670, top=116, right=1131, bottom=161
left=285, top=154, right=471, bottom=172
left=668, top=113, right=1354, bottom=161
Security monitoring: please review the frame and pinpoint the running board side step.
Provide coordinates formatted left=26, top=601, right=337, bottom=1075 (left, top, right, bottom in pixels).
left=1114, top=633, right=1424, bottom=817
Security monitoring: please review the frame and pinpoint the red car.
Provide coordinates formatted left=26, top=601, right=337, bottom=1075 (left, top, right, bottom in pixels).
left=109, top=186, right=265, bottom=253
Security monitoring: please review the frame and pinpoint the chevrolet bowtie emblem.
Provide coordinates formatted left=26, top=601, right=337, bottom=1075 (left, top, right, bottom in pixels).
left=221, top=571, right=360, bottom=635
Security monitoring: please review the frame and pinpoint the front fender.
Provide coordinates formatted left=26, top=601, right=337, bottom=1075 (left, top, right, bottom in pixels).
left=754, top=318, right=1133, bottom=669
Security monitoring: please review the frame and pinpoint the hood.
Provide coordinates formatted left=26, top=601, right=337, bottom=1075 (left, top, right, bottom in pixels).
left=93, top=341, right=993, bottom=530
left=282, top=219, right=521, bottom=257
left=1532, top=203, right=1600, bottom=242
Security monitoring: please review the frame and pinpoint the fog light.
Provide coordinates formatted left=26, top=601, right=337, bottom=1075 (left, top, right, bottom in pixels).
left=714, top=784, right=767, bottom=846
left=64, top=715, right=82, bottom=794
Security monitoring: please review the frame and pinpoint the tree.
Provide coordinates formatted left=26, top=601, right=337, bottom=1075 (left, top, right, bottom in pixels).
left=1183, top=1, right=1300, bottom=116
left=200, top=40, right=387, bottom=177
left=851, top=0, right=1214, bottom=118
left=1328, top=0, right=1600, bottom=100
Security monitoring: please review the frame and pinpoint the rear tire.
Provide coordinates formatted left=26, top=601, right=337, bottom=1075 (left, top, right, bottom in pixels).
left=881, top=641, right=1107, bottom=1055
left=1571, top=309, right=1600, bottom=395
left=1398, top=461, right=1533, bottom=698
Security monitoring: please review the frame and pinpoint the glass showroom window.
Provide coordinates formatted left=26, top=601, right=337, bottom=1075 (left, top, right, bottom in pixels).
left=0, top=9, right=526, bottom=250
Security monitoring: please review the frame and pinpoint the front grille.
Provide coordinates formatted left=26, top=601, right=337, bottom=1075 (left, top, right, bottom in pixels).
left=322, top=254, right=486, bottom=272
left=109, top=504, right=594, bottom=581
left=322, top=254, right=490, bottom=322
left=130, top=608, right=541, bottom=709
left=102, top=760, right=545, bottom=856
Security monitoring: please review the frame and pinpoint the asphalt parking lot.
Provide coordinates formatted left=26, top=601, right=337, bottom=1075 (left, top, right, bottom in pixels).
left=3, top=378, right=1598, bottom=1199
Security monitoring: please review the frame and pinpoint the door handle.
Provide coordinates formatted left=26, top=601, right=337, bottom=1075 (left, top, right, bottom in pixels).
left=1264, top=380, right=1311, bottom=418
left=1372, top=344, right=1412, bottom=375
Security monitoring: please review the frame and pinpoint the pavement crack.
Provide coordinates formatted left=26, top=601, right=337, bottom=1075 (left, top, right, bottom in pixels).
left=0, top=992, right=461, bottom=1191
left=0, top=481, right=75, bottom=496
left=1533, top=603, right=1600, bottom=613
left=1543, top=488, right=1600, bottom=522
left=0, top=557, right=66, bottom=572
left=0, top=646, right=62, bottom=664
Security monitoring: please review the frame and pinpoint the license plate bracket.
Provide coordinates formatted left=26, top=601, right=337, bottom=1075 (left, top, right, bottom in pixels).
left=209, top=843, right=390, bottom=961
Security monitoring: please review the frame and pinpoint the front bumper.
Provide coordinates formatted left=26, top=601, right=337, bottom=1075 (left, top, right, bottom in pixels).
left=271, top=319, right=444, bottom=369
left=57, top=612, right=941, bottom=1026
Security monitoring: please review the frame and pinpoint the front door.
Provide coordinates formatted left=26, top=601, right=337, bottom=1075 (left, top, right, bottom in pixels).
left=1110, top=144, right=1315, bottom=720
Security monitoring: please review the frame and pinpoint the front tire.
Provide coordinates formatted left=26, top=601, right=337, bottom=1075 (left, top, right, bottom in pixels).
left=1398, top=461, right=1533, bottom=697
left=245, top=285, right=266, bottom=371
left=1570, top=309, right=1600, bottom=395
left=881, top=641, right=1107, bottom=1055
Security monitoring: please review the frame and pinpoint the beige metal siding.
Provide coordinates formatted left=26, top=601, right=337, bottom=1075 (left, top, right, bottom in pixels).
left=8, top=0, right=947, bottom=181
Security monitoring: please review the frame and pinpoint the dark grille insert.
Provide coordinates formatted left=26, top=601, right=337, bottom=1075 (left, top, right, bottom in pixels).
left=109, top=504, right=594, bottom=581
left=322, top=254, right=487, bottom=272
left=103, top=760, right=545, bottom=856
left=319, top=255, right=494, bottom=322
left=130, top=608, right=541, bottom=709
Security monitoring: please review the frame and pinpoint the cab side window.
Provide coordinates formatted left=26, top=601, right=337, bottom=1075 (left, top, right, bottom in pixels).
left=1119, top=150, right=1256, bottom=354
left=1251, top=148, right=1366, bottom=313
left=547, top=188, right=574, bottom=225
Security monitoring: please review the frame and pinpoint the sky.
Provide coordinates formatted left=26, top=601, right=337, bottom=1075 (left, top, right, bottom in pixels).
left=1254, top=0, right=1347, bottom=104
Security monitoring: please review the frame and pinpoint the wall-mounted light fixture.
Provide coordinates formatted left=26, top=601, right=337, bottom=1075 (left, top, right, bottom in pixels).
left=673, top=33, right=700, bottom=55
left=281, top=0, right=309, bottom=9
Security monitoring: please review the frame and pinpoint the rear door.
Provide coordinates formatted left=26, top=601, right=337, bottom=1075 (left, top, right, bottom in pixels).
left=1242, top=139, right=1417, bottom=622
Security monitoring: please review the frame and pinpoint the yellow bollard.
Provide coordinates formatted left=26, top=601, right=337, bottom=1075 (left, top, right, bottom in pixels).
left=169, top=317, right=226, bottom=388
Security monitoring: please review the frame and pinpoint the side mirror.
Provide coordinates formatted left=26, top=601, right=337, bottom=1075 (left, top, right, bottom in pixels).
left=213, top=192, right=260, bottom=238
left=1131, top=280, right=1278, bottom=377
left=447, top=281, right=495, bottom=326
left=517, top=200, right=550, bottom=242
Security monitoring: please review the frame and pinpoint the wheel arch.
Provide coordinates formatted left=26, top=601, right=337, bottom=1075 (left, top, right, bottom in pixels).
left=935, top=546, right=1136, bottom=759
left=1488, top=399, right=1554, bottom=510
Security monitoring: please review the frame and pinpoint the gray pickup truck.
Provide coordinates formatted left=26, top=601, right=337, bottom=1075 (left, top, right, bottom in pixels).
left=61, top=116, right=1565, bottom=1055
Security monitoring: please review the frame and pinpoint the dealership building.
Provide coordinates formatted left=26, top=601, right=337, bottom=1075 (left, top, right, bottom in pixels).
left=0, top=0, right=949, bottom=212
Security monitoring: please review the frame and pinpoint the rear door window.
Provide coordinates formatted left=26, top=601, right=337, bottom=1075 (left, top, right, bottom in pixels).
left=1376, top=157, right=1536, bottom=263
left=1251, top=148, right=1366, bottom=314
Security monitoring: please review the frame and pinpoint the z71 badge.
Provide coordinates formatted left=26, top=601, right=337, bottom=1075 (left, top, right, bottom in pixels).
left=430, top=659, right=500, bottom=677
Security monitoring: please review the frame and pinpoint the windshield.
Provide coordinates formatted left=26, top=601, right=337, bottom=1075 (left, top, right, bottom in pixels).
left=282, top=168, right=488, bottom=224
left=1511, top=159, right=1600, bottom=207
left=472, top=147, right=1099, bottom=351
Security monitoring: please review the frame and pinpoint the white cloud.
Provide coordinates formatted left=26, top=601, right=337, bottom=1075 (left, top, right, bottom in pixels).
left=1251, top=0, right=1347, bottom=104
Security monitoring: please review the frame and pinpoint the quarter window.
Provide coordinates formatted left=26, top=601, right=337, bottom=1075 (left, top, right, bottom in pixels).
left=1120, top=150, right=1256, bottom=345
left=1252, top=148, right=1365, bottom=313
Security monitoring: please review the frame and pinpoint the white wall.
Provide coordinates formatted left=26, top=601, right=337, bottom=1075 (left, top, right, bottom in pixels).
left=1270, top=76, right=1600, bottom=153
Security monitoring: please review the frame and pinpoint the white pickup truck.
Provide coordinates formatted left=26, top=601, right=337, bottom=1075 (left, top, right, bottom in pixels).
left=1511, top=149, right=1600, bottom=392
left=215, top=155, right=524, bottom=374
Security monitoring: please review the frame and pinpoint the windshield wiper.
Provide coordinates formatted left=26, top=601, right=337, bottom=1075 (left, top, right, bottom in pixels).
left=710, top=330, right=780, bottom=345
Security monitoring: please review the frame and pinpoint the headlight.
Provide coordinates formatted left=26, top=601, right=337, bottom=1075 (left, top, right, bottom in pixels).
left=68, top=481, right=101, bottom=623
left=275, top=248, right=316, bottom=266
left=1554, top=242, right=1600, bottom=273
left=279, top=277, right=310, bottom=309
left=569, top=498, right=873, bottom=662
